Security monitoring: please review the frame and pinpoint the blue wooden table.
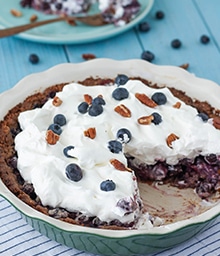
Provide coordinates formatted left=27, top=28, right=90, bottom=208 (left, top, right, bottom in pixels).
left=0, top=0, right=220, bottom=255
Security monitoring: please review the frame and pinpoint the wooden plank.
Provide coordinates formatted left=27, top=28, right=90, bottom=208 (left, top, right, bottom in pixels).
left=0, top=37, right=67, bottom=92
left=137, top=0, right=220, bottom=85
left=65, top=29, right=142, bottom=63
left=194, top=0, right=220, bottom=50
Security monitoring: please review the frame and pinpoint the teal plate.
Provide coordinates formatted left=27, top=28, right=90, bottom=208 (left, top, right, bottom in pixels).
left=0, top=59, right=220, bottom=255
left=0, top=0, right=154, bottom=44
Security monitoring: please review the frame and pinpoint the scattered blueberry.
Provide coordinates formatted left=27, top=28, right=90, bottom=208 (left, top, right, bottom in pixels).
left=108, top=140, right=123, bottom=153
left=155, top=10, right=165, bottom=19
left=100, top=180, right=116, bottom=192
left=141, top=50, right=155, bottom=62
left=138, top=21, right=150, bottom=32
left=88, top=104, right=103, bottom=116
left=197, top=112, right=209, bottom=122
left=92, top=96, right=106, bottom=105
left=112, top=87, right=129, bottom=100
left=200, top=35, right=210, bottom=44
left=115, top=74, right=129, bottom=86
left=29, top=54, right=39, bottom=64
left=117, top=128, right=132, bottom=143
left=78, top=102, right=89, bottom=114
left=48, top=123, right=62, bottom=135
left=152, top=112, right=162, bottom=125
left=63, top=146, right=75, bottom=158
left=65, top=163, right=83, bottom=182
left=171, top=39, right=182, bottom=49
left=53, top=114, right=66, bottom=126
left=151, top=92, right=167, bottom=105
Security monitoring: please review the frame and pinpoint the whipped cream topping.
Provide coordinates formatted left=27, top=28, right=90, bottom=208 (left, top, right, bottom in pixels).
left=15, top=79, right=220, bottom=226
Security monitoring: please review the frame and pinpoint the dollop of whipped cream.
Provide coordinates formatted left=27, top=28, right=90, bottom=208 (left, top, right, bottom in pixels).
left=15, top=79, right=220, bottom=226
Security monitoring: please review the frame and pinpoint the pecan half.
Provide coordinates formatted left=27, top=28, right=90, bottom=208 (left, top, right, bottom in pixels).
left=10, top=9, right=22, bottom=17
left=84, top=127, right=96, bottom=139
left=110, top=159, right=131, bottom=172
left=84, top=94, right=93, bottom=105
left=179, top=63, right=189, bottom=70
left=114, top=104, right=131, bottom=117
left=166, top=133, right=179, bottom=148
left=135, top=93, right=157, bottom=108
left=137, top=115, right=154, bottom=125
left=30, top=14, right=38, bottom=23
left=213, top=116, right=220, bottom=130
left=82, top=53, right=96, bottom=60
left=52, top=96, right=62, bottom=106
left=173, top=101, right=181, bottom=109
left=46, top=130, right=60, bottom=145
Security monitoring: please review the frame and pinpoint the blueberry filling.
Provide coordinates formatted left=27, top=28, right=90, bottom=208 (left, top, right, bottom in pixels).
left=127, top=154, right=220, bottom=199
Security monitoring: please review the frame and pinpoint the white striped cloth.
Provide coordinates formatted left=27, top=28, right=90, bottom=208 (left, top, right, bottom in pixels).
left=0, top=196, right=220, bottom=256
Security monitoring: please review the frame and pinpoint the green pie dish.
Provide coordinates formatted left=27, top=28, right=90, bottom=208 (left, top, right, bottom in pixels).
left=0, top=59, right=220, bottom=255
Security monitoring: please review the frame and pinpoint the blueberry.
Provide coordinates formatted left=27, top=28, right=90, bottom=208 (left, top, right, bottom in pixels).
left=55, top=3, right=62, bottom=10
left=63, top=146, right=75, bottom=158
left=200, top=35, right=210, bottom=44
left=88, top=104, right=103, bottom=116
left=108, top=140, right=122, bottom=153
left=171, top=39, right=182, bottom=49
left=197, top=112, right=209, bottom=122
left=49, top=91, right=56, bottom=99
left=53, top=114, right=66, bottom=126
left=155, top=10, right=165, bottom=19
left=29, top=54, right=39, bottom=64
left=65, top=163, right=83, bottom=182
left=100, top=180, right=116, bottom=192
left=112, top=87, right=129, bottom=100
left=92, top=96, right=106, bottom=105
left=48, top=123, right=62, bottom=135
left=141, top=50, right=155, bottom=62
left=151, top=92, right=167, bottom=105
left=204, top=154, right=218, bottom=165
left=152, top=112, right=162, bottom=125
left=138, top=21, right=150, bottom=32
left=115, top=74, right=129, bottom=86
left=78, top=102, right=89, bottom=114
left=117, top=128, right=132, bottom=143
